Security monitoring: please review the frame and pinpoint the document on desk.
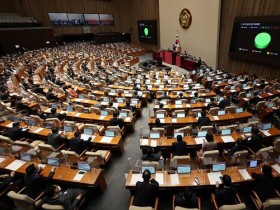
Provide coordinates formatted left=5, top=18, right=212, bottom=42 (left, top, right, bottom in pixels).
left=81, top=134, right=95, bottom=141
left=113, top=103, right=119, bottom=109
left=34, top=127, right=44, bottom=133
left=170, top=174, right=179, bottom=185
left=194, top=137, right=205, bottom=144
left=154, top=105, right=159, bottom=108
left=99, top=116, right=106, bottom=120
left=221, top=136, right=235, bottom=143
left=155, top=173, right=164, bottom=185
left=125, top=117, right=131, bottom=122
left=213, top=116, right=219, bottom=121
left=6, top=122, right=13, bottom=128
left=45, top=108, right=51, bottom=113
left=73, top=171, right=85, bottom=181
left=0, top=157, right=6, bottom=164
left=207, top=172, right=222, bottom=185
left=238, top=169, right=252, bottom=180
left=160, top=119, right=165, bottom=123
left=204, top=103, right=209, bottom=107
left=140, top=139, right=148, bottom=146
left=11, top=145, right=21, bottom=152
left=38, top=164, right=46, bottom=169
left=100, top=136, right=113, bottom=143
left=175, top=105, right=183, bottom=108
left=6, top=160, right=25, bottom=171
left=272, top=164, right=280, bottom=174
left=150, top=140, right=157, bottom=147
left=60, top=111, right=68, bottom=114
left=260, top=130, right=271, bottom=136
left=101, top=102, right=108, bottom=106
left=130, top=174, right=143, bottom=185
left=172, top=118, right=177, bottom=123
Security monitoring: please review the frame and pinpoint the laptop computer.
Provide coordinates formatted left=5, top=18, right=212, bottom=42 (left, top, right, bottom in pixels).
left=246, top=92, right=252, bottom=98
left=197, top=131, right=207, bottom=137
left=20, top=153, right=32, bottom=162
left=84, top=128, right=93, bottom=135
left=174, top=132, right=184, bottom=139
left=236, top=108, right=243, bottom=113
left=176, top=113, right=186, bottom=118
left=221, top=129, right=231, bottom=136
left=131, top=100, right=138, bottom=105
left=212, top=163, right=226, bottom=172
left=141, top=166, right=156, bottom=174
left=78, top=161, right=91, bottom=171
left=117, top=98, right=124, bottom=103
left=177, top=165, right=191, bottom=174
left=218, top=110, right=225, bottom=116
left=243, top=126, right=252, bottom=133
left=149, top=132, right=160, bottom=139
left=247, top=159, right=260, bottom=168
left=78, top=94, right=84, bottom=99
left=101, top=110, right=108, bottom=116
left=156, top=113, right=165, bottom=119
left=119, top=112, right=128, bottom=118
left=105, top=130, right=115, bottom=137
left=47, top=157, right=60, bottom=167
left=64, top=125, right=73, bottom=133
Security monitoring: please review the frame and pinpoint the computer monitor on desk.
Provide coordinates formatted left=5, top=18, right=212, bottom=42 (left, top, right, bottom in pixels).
left=20, top=153, right=32, bottom=162
left=105, top=130, right=115, bottom=137
left=13, top=116, right=21, bottom=123
left=197, top=131, right=207, bottom=138
left=43, top=122, right=53, bottom=129
left=247, top=159, right=260, bottom=168
left=156, top=113, right=165, bottom=119
left=175, top=100, right=183, bottom=105
left=176, top=112, right=185, bottom=118
left=149, top=132, right=160, bottom=139
left=84, top=128, right=94, bottom=135
left=64, top=125, right=73, bottom=133
left=258, top=123, right=272, bottom=130
left=174, top=132, right=184, bottom=139
left=67, top=106, right=74, bottom=112
left=212, top=163, right=226, bottom=172
left=101, top=110, right=108, bottom=116
left=267, top=102, right=274, bottom=108
left=243, top=126, right=252, bottom=133
left=141, top=166, right=156, bottom=174
left=78, top=161, right=91, bottom=171
left=221, top=129, right=231, bottom=136
left=177, top=165, right=191, bottom=174
left=236, top=108, right=243, bottom=113
left=119, top=112, right=128, bottom=118
left=28, top=119, right=37, bottom=126
left=47, top=157, right=60, bottom=167
left=218, top=110, right=225, bottom=116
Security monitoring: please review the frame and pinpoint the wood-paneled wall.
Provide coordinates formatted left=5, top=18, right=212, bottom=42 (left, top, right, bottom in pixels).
left=218, top=0, right=280, bottom=79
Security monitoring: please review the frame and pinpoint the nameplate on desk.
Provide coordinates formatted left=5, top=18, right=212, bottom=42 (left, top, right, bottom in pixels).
left=155, top=173, right=164, bottom=185
left=221, top=136, right=235, bottom=143
left=140, top=139, right=148, bottom=146
left=100, top=136, right=113, bottom=143
left=172, top=118, right=177, bottom=123
left=150, top=140, right=157, bottom=147
left=126, top=94, right=132, bottom=97
left=194, top=137, right=205, bottom=144
left=207, top=172, right=222, bottom=185
left=170, top=174, right=179, bottom=185
left=213, top=116, right=219, bottom=120
left=244, top=98, right=249, bottom=101
left=130, top=173, right=142, bottom=185
left=6, top=159, right=25, bottom=171
left=74, top=113, right=81, bottom=117
left=99, top=116, right=106, bottom=120
left=84, top=99, right=90, bottom=103
left=34, top=127, right=44, bottom=133
left=238, top=169, right=251, bottom=180
left=272, top=164, right=280, bottom=174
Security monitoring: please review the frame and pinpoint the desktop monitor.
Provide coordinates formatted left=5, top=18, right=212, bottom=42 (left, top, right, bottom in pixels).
left=259, top=123, right=272, bottom=130
left=101, top=110, right=108, bottom=116
left=67, top=106, right=74, bottom=112
left=78, top=94, right=84, bottom=99
left=159, top=85, right=164, bottom=89
left=236, top=108, right=243, bottom=113
left=197, top=131, right=207, bottom=137
left=176, top=113, right=186, bottom=118
left=243, top=126, right=252, bottom=133
left=43, top=122, right=53, bottom=129
left=51, top=104, right=58, bottom=109
left=212, top=163, right=226, bottom=172
left=119, top=112, right=128, bottom=118
left=137, top=91, right=143, bottom=96
left=147, top=85, right=152, bottom=90
left=28, top=119, right=37, bottom=126
left=20, top=153, right=32, bottom=162
left=13, top=116, right=21, bottom=123
left=47, top=157, right=60, bottom=167
left=111, top=89, right=116, bottom=93
left=246, top=92, right=252, bottom=98
left=247, top=159, right=260, bottom=168
left=105, top=130, right=115, bottom=137
left=64, top=125, right=73, bottom=132
left=141, top=166, right=156, bottom=174
left=117, top=98, right=124, bottom=103
left=267, top=102, right=274, bottom=108
left=78, top=161, right=91, bottom=171
left=231, top=86, right=235, bottom=90
left=84, top=128, right=93, bottom=135
left=221, top=129, right=231, bottom=136
left=177, top=165, right=191, bottom=174
left=131, top=100, right=138, bottom=105
left=242, top=84, right=247, bottom=88
left=175, top=100, right=183, bottom=105
left=156, top=113, right=165, bottom=119
left=123, top=90, right=129, bottom=94
left=205, top=98, right=211, bottom=103
left=149, top=132, right=160, bottom=139
left=83, top=108, right=90, bottom=113
left=103, top=97, right=110, bottom=102
left=218, top=110, right=226, bottom=116
left=174, top=132, right=184, bottom=139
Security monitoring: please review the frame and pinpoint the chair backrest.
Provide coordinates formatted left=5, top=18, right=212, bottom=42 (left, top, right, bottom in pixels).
left=121, top=109, right=133, bottom=117
left=201, top=150, right=219, bottom=165
left=274, top=139, right=280, bottom=153
left=129, top=206, right=153, bottom=210
left=74, top=104, right=84, bottom=112
left=256, top=146, right=274, bottom=161
left=200, top=126, right=214, bottom=133
left=155, top=109, right=167, bottom=117
left=61, top=150, right=79, bottom=165
left=225, top=106, right=236, bottom=114
left=41, top=203, right=64, bottom=210
left=0, top=135, right=14, bottom=145
left=256, top=101, right=266, bottom=110
left=29, top=115, right=43, bottom=127
left=174, top=126, right=192, bottom=136
left=190, top=109, right=202, bottom=117
left=105, top=108, right=115, bottom=115
left=151, top=127, right=165, bottom=137
left=238, top=92, right=246, bottom=100
left=45, top=118, right=61, bottom=128
left=171, top=155, right=191, bottom=168
left=90, top=107, right=101, bottom=115
left=14, top=140, right=33, bottom=148
left=84, top=123, right=99, bottom=134
left=85, top=150, right=107, bottom=165
left=263, top=198, right=280, bottom=210
left=209, top=107, right=219, bottom=116
left=231, top=150, right=248, bottom=164
left=219, top=203, right=247, bottom=210
left=7, top=191, right=35, bottom=210
left=106, top=126, right=121, bottom=135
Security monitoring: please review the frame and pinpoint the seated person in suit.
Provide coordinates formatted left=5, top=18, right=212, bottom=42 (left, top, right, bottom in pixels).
left=172, top=135, right=188, bottom=156
left=132, top=91, right=141, bottom=99
left=47, top=108, right=66, bottom=121
left=192, top=92, right=199, bottom=101
left=15, top=96, right=29, bottom=112
left=24, top=163, right=56, bottom=199
left=109, top=112, right=124, bottom=128
left=134, top=169, right=159, bottom=207
left=248, top=91, right=260, bottom=106
left=177, top=92, right=184, bottom=99
left=123, top=101, right=133, bottom=111
left=219, top=95, right=231, bottom=109
left=207, top=97, right=218, bottom=109
left=251, top=165, right=277, bottom=202
left=69, top=131, right=91, bottom=155
left=5, top=122, right=25, bottom=141
left=46, top=88, right=59, bottom=101
left=228, top=138, right=247, bottom=156
left=108, top=101, right=118, bottom=112
left=0, top=171, right=16, bottom=191
left=142, top=147, right=162, bottom=161
left=44, top=184, right=86, bottom=210
left=215, top=175, right=238, bottom=207
left=175, top=187, right=198, bottom=209
left=247, top=127, right=263, bottom=153
left=152, top=118, right=165, bottom=130
left=160, top=92, right=171, bottom=99
left=197, top=111, right=211, bottom=127
left=47, top=127, right=67, bottom=149
left=201, top=132, right=217, bottom=153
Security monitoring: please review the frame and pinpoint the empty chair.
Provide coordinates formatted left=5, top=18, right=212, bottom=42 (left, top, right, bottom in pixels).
left=250, top=190, right=280, bottom=210
left=225, top=106, right=236, bottom=114
left=44, top=118, right=61, bottom=128
left=196, top=150, right=219, bottom=168
left=172, top=194, right=202, bottom=210
left=85, top=150, right=112, bottom=166
left=74, top=104, right=84, bottom=113
left=90, top=107, right=101, bottom=115
left=129, top=195, right=158, bottom=210
left=29, top=115, right=44, bottom=127
left=61, top=150, right=80, bottom=166
left=190, top=109, right=202, bottom=117
left=170, top=155, right=191, bottom=168
left=211, top=193, right=246, bottom=210
left=151, top=127, right=166, bottom=137
left=120, top=109, right=134, bottom=117
left=155, top=109, right=167, bottom=117
left=7, top=190, right=40, bottom=210
left=200, top=126, right=214, bottom=133
left=105, top=108, right=115, bottom=115
left=174, top=126, right=192, bottom=136
left=208, top=107, right=219, bottom=116
left=227, top=150, right=248, bottom=167
left=37, top=143, right=60, bottom=163
left=106, top=125, right=123, bottom=136
left=255, top=146, right=274, bottom=162
left=83, top=123, right=100, bottom=135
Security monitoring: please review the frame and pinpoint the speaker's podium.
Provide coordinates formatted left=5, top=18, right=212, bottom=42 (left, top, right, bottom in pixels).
left=176, top=54, right=183, bottom=67
left=164, top=50, right=177, bottom=65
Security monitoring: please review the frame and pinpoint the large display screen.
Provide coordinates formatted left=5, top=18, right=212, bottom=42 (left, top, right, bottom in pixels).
left=67, top=13, right=85, bottom=26
left=99, top=14, right=114, bottom=26
left=84, top=14, right=100, bottom=26
left=48, top=13, right=69, bottom=26
left=138, top=20, right=157, bottom=44
left=229, top=16, right=280, bottom=67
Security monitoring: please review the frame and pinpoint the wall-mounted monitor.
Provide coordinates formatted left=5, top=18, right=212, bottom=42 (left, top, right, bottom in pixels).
left=48, top=13, right=69, bottom=27
left=138, top=20, right=157, bottom=44
left=99, top=14, right=114, bottom=26
left=67, top=13, right=85, bottom=26
left=84, top=14, right=100, bottom=26
left=229, top=16, right=280, bottom=67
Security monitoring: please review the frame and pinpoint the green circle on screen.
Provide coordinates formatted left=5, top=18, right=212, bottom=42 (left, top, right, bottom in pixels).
left=254, top=32, right=271, bottom=49
left=144, top=28, right=149, bottom=36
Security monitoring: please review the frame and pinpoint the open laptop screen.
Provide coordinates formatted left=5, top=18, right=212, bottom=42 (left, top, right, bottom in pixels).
left=20, top=153, right=32, bottom=162
left=119, top=112, right=128, bottom=118
left=28, top=119, right=37, bottom=126
left=247, top=160, right=260, bottom=168
left=177, top=113, right=185, bottom=118
left=243, top=126, right=252, bottom=133
left=78, top=161, right=91, bottom=171
left=149, top=132, right=160, bottom=139
left=67, top=106, right=74, bottom=112
left=212, top=163, right=226, bottom=172
left=141, top=166, right=156, bottom=174
left=105, top=130, right=115, bottom=137
left=156, top=113, right=165, bottom=119
left=174, top=132, right=184, bottom=139
left=197, top=131, right=207, bottom=137
left=64, top=125, right=73, bottom=132
left=177, top=165, right=191, bottom=174
left=218, top=110, right=225, bottom=116
left=47, top=158, right=60, bottom=167
left=84, top=128, right=93, bottom=135
left=101, top=110, right=108, bottom=116
left=221, top=129, right=231, bottom=136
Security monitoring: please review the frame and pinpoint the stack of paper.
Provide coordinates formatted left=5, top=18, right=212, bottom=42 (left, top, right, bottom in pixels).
left=140, top=139, right=148, bottom=146
left=74, top=113, right=81, bottom=117
left=150, top=140, right=157, bottom=147
left=213, top=116, right=219, bottom=120
left=160, top=119, right=165, bottom=123
left=272, top=164, right=280, bottom=174
left=172, top=118, right=177, bottom=123
left=155, top=173, right=164, bottom=185
left=6, top=160, right=25, bottom=171
left=221, top=136, right=235, bottom=143
left=99, top=116, right=106, bottom=120
left=170, top=174, right=179, bottom=185
left=73, top=171, right=85, bottom=181
left=261, top=130, right=271, bottom=136
left=34, top=127, right=44, bottom=133
left=175, top=105, right=183, bottom=108
left=130, top=174, right=142, bottom=185
left=238, top=169, right=251, bottom=180
left=194, top=138, right=205, bottom=144
left=100, top=136, right=113, bottom=143
left=207, top=172, right=222, bottom=185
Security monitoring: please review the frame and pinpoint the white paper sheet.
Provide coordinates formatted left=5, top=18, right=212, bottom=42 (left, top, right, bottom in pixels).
left=160, top=119, right=165, bottom=123
left=74, top=113, right=81, bottom=117
left=100, top=136, right=113, bottom=143
left=221, top=136, right=235, bottom=143
left=150, top=140, right=157, bottom=147
left=45, top=108, right=51, bottom=113
left=99, top=116, right=106, bottom=120
left=0, top=157, right=6, bottom=164
left=130, top=174, right=143, bottom=185
left=38, top=164, right=46, bottom=169
left=6, top=160, right=25, bottom=171
left=81, top=134, right=90, bottom=141
left=140, top=139, right=148, bottom=146
left=204, top=103, right=209, bottom=106
left=154, top=105, right=159, bottom=108
left=59, top=111, right=68, bottom=114
left=170, top=174, right=179, bottom=185
left=125, top=117, right=131, bottom=122
left=272, top=164, right=280, bottom=174
left=6, top=122, right=13, bottom=128
left=101, top=102, right=108, bottom=106
left=207, top=172, right=222, bottom=185
left=113, top=103, right=119, bottom=109
left=172, top=118, right=177, bottom=123
left=260, top=130, right=271, bottom=136
left=213, top=116, right=219, bottom=120
left=194, top=137, right=205, bottom=144
left=238, top=169, right=252, bottom=180
left=186, top=104, right=191, bottom=108
left=155, top=173, right=164, bottom=185
left=34, top=127, right=44, bottom=133
left=73, top=171, right=85, bottom=181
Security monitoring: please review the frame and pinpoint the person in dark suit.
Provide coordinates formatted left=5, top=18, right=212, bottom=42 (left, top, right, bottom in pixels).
left=47, top=127, right=67, bottom=149
left=207, top=97, right=218, bottom=109
left=123, top=101, right=133, bottom=111
left=175, top=187, right=198, bottom=209
left=134, top=170, right=159, bottom=207
left=160, top=92, right=171, bottom=99
left=247, top=127, right=263, bottom=153
left=46, top=108, right=66, bottom=121
left=219, top=95, right=231, bottom=109
left=109, top=112, right=124, bottom=128
left=24, top=163, right=56, bottom=199
left=0, top=171, right=15, bottom=191
left=251, top=165, right=277, bottom=202
left=248, top=91, right=260, bottom=106
left=172, top=135, right=188, bottom=156
left=142, top=147, right=162, bottom=161
left=69, top=131, right=91, bottom=155
left=108, top=101, right=118, bottom=112
left=215, top=175, right=238, bottom=207
left=46, top=88, right=58, bottom=101
left=5, top=122, right=25, bottom=141
left=228, top=138, right=247, bottom=156
left=44, top=184, right=85, bottom=210
left=197, top=111, right=211, bottom=127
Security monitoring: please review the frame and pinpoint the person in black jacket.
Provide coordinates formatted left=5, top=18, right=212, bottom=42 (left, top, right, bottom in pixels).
left=215, top=175, right=238, bottom=207
left=197, top=111, right=211, bottom=127
left=142, top=147, right=162, bottom=161
left=172, top=135, right=188, bottom=156
left=175, top=187, right=198, bottom=208
left=24, top=163, right=56, bottom=199
left=0, top=171, right=15, bottom=191
left=228, top=138, right=247, bottom=156
left=251, top=165, right=277, bottom=202
left=44, top=184, right=85, bottom=210
left=248, top=91, right=260, bottom=106
left=69, top=131, right=91, bottom=155
left=109, top=112, right=124, bottom=128
left=219, top=95, right=231, bottom=109
left=247, top=127, right=263, bottom=153
left=5, top=122, right=25, bottom=141
left=134, top=169, right=159, bottom=207
left=47, top=127, right=67, bottom=149
left=46, top=88, right=58, bottom=101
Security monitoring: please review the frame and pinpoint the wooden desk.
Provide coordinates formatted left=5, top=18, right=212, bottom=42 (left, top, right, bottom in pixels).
left=239, top=90, right=280, bottom=107
left=153, top=102, right=208, bottom=113
left=0, top=156, right=107, bottom=192
left=156, top=91, right=216, bottom=100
